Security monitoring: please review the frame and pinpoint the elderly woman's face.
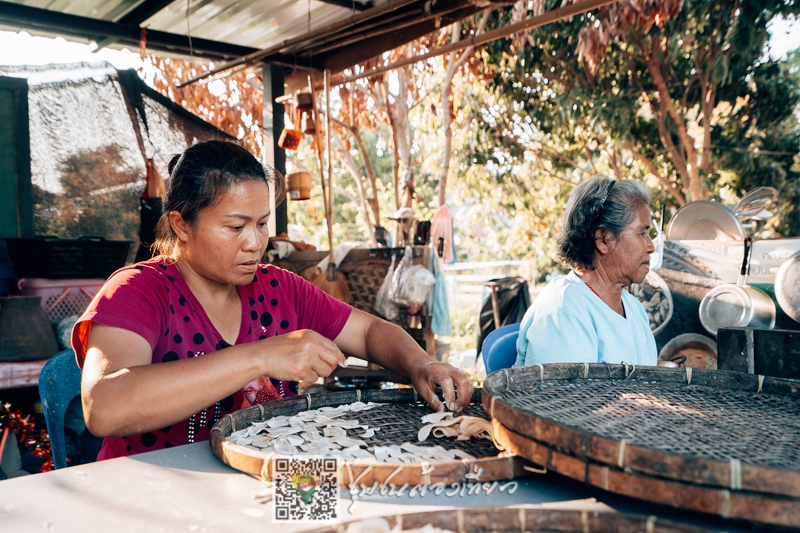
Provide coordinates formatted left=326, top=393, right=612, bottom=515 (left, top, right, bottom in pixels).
left=603, top=204, right=655, bottom=285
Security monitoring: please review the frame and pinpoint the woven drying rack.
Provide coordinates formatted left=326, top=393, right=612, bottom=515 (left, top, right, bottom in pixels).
left=483, top=363, right=800, bottom=528
left=211, top=388, right=529, bottom=487
left=304, top=507, right=713, bottom=533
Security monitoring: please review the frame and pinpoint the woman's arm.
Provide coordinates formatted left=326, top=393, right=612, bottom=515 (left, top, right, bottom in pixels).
left=82, top=324, right=346, bottom=438
left=334, top=308, right=473, bottom=413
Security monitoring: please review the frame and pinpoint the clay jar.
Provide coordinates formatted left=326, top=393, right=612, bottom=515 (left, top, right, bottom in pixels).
left=0, top=296, right=60, bottom=362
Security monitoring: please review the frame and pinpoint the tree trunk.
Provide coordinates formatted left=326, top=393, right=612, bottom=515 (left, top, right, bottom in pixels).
left=438, top=10, right=491, bottom=207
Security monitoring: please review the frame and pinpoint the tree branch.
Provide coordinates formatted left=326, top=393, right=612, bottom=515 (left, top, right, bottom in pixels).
left=623, top=140, right=686, bottom=205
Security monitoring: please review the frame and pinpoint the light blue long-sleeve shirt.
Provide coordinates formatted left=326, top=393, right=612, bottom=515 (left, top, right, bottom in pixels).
left=514, top=271, right=657, bottom=367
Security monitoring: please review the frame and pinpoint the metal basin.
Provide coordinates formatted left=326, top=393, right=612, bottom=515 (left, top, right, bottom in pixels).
left=699, top=284, right=776, bottom=335
left=775, top=251, right=800, bottom=323
left=666, top=200, right=745, bottom=241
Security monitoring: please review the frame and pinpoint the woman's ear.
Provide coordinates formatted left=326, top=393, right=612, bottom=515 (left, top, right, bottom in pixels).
left=593, top=227, right=611, bottom=256
left=169, top=211, right=192, bottom=244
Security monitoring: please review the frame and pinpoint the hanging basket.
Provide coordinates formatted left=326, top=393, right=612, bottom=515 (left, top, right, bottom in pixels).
left=286, top=171, right=312, bottom=201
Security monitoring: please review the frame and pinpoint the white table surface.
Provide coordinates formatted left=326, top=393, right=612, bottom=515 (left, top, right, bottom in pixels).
left=0, top=442, right=758, bottom=533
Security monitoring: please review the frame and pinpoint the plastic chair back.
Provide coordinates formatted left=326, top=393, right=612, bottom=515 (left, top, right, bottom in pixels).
left=38, top=349, right=81, bottom=469
left=483, top=323, right=521, bottom=374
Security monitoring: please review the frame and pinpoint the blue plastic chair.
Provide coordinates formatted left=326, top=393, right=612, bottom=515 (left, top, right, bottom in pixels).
left=38, top=349, right=81, bottom=469
left=482, top=323, right=521, bottom=374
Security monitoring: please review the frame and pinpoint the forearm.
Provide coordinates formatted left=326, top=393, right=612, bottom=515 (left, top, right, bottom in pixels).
left=360, top=319, right=434, bottom=378
left=83, top=343, right=263, bottom=438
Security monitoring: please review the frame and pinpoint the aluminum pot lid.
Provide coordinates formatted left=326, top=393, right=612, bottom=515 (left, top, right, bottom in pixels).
left=775, top=251, right=800, bottom=324
left=666, top=200, right=745, bottom=241
left=699, top=285, right=752, bottom=335
left=732, top=186, right=778, bottom=220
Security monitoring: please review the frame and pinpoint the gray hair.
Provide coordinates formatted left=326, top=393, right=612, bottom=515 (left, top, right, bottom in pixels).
left=557, top=174, right=651, bottom=270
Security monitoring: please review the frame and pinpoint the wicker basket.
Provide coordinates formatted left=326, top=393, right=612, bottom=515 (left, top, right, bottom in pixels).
left=483, top=363, right=800, bottom=527
left=211, top=388, right=528, bottom=487
left=303, top=507, right=714, bottom=533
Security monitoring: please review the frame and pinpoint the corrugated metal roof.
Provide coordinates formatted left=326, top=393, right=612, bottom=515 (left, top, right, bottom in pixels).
left=1, top=0, right=377, bottom=53
left=0, top=0, right=495, bottom=76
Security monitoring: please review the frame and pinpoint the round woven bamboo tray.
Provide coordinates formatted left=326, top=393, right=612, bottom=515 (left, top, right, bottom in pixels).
left=483, top=363, right=800, bottom=527
left=211, top=388, right=528, bottom=487
left=303, top=507, right=713, bottom=533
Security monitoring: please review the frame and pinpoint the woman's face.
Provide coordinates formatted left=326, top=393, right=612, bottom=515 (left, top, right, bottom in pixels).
left=179, top=180, right=271, bottom=286
left=602, top=204, right=655, bottom=285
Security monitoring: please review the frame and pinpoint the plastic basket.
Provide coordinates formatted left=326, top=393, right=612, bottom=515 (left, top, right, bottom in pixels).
left=17, top=278, right=105, bottom=321
left=4, top=236, right=131, bottom=279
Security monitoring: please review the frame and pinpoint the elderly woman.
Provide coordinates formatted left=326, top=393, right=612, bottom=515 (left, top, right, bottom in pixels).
left=514, top=175, right=657, bottom=367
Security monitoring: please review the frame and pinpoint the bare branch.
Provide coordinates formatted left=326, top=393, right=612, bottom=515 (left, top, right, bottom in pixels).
left=623, top=140, right=686, bottom=206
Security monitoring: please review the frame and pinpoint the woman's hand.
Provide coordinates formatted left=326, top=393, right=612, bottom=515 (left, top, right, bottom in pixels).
left=408, top=361, right=474, bottom=413
left=257, top=329, right=347, bottom=383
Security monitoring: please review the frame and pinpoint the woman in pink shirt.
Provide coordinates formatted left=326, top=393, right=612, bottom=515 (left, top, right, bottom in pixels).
left=73, top=140, right=472, bottom=460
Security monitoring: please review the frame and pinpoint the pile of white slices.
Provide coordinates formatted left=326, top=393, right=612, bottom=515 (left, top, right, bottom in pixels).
left=226, top=401, right=492, bottom=463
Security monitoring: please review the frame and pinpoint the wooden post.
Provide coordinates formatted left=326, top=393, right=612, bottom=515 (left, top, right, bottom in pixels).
left=261, top=63, right=287, bottom=236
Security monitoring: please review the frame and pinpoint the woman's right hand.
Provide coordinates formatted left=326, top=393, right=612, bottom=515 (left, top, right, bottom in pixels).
left=258, top=329, right=347, bottom=383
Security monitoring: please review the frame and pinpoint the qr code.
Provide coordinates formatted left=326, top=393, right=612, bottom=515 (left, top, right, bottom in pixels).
left=273, top=456, right=340, bottom=522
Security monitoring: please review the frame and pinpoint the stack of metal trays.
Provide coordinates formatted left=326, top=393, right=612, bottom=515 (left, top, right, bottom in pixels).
left=483, top=364, right=800, bottom=528
left=211, top=388, right=528, bottom=487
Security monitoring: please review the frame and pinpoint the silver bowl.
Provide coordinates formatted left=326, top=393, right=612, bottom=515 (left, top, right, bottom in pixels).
left=666, top=200, right=745, bottom=241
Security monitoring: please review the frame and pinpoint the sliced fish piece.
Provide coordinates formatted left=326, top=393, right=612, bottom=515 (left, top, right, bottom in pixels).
left=361, top=428, right=375, bottom=438
left=333, top=437, right=366, bottom=448
left=300, top=443, right=328, bottom=455
left=273, top=438, right=298, bottom=455
left=329, top=419, right=360, bottom=428
left=300, top=431, right=320, bottom=441
left=387, top=445, right=403, bottom=458
left=286, top=435, right=304, bottom=446
left=229, top=428, right=249, bottom=440
left=418, top=416, right=462, bottom=442
left=268, top=426, right=304, bottom=436
left=251, top=435, right=273, bottom=448
left=458, top=417, right=492, bottom=440
left=234, top=436, right=256, bottom=446
left=432, top=426, right=461, bottom=439
left=288, top=417, right=305, bottom=428
left=421, top=412, right=455, bottom=424
left=267, top=417, right=290, bottom=428
left=323, top=426, right=347, bottom=438
left=372, top=446, right=389, bottom=462
left=349, top=449, right=375, bottom=460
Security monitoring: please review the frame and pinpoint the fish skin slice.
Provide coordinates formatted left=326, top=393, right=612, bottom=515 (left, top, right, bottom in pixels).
left=418, top=416, right=462, bottom=442
left=251, top=435, right=273, bottom=448
left=273, top=438, right=299, bottom=454
left=421, top=412, right=455, bottom=424
left=267, top=417, right=290, bottom=428
left=286, top=435, right=304, bottom=446
left=268, top=426, right=304, bottom=436
left=323, top=426, right=347, bottom=438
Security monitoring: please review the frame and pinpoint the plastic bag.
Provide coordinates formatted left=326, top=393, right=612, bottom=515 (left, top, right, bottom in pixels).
left=391, top=246, right=436, bottom=314
left=374, top=254, right=399, bottom=320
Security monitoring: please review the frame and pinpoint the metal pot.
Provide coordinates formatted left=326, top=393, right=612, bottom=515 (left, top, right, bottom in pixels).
left=775, top=250, right=800, bottom=324
left=699, top=238, right=776, bottom=335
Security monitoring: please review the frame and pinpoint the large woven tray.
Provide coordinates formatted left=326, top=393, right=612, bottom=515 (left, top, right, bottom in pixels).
left=211, top=388, right=528, bottom=487
left=483, top=364, right=800, bottom=527
left=304, top=507, right=713, bottom=533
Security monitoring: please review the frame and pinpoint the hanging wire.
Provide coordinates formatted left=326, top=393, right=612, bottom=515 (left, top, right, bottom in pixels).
left=186, top=0, right=194, bottom=58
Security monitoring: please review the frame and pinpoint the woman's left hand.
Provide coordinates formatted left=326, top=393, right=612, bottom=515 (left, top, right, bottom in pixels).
left=408, top=361, right=474, bottom=413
